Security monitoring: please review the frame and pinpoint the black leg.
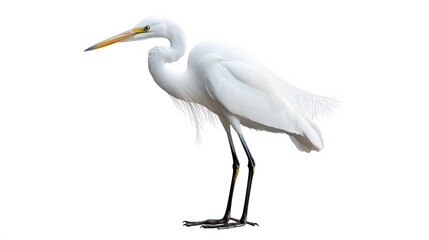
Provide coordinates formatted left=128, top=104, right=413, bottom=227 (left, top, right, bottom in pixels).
left=183, top=132, right=240, bottom=227
left=183, top=132, right=258, bottom=229
left=202, top=134, right=259, bottom=229
left=198, top=133, right=258, bottom=230
left=238, top=133, right=256, bottom=224
left=221, top=132, right=241, bottom=220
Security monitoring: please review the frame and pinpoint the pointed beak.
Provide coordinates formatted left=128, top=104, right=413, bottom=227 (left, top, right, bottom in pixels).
left=84, top=29, right=139, bottom=52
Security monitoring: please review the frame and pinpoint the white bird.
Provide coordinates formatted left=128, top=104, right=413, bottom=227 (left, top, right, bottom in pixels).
left=85, top=16, right=337, bottom=229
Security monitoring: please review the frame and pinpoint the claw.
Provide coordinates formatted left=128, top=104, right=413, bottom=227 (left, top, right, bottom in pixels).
left=184, top=218, right=258, bottom=229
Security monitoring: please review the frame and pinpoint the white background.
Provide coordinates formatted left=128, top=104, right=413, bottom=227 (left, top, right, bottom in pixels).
left=1, top=0, right=428, bottom=239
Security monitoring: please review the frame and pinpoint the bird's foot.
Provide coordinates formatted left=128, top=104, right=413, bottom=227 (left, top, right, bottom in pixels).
left=183, top=217, right=258, bottom=229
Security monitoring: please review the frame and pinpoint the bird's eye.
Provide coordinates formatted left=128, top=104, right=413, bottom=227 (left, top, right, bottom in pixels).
left=144, top=25, right=150, bottom=31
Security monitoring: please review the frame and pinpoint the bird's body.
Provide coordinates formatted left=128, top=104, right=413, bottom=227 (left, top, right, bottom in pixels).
left=86, top=16, right=336, bottom=229
left=151, top=39, right=334, bottom=152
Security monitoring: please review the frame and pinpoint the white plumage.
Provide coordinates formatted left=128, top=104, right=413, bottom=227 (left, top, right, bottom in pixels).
left=187, top=41, right=337, bottom=152
left=85, top=16, right=337, bottom=229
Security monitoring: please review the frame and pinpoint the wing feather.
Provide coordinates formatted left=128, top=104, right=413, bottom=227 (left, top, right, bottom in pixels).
left=189, top=42, right=336, bottom=152
left=204, top=61, right=324, bottom=152
left=221, top=58, right=338, bottom=120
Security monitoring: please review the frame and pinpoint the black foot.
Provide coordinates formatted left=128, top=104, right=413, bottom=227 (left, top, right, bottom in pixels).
left=183, top=217, right=258, bottom=229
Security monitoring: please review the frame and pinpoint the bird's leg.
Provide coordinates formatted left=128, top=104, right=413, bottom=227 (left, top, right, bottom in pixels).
left=237, top=134, right=257, bottom=226
left=183, top=132, right=240, bottom=227
left=199, top=133, right=258, bottom=229
left=222, top=132, right=240, bottom=221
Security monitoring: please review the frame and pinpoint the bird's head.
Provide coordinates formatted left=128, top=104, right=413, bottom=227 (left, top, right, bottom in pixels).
left=84, top=16, right=172, bottom=51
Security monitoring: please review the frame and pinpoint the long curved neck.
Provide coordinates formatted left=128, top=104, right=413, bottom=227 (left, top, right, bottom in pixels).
left=147, top=28, right=189, bottom=99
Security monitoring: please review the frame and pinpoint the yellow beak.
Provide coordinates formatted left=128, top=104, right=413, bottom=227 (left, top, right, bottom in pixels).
left=84, top=29, right=139, bottom=51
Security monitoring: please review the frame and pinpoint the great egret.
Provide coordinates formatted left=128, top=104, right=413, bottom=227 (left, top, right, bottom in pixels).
left=85, top=16, right=337, bottom=229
